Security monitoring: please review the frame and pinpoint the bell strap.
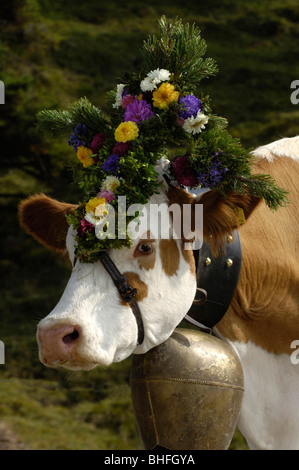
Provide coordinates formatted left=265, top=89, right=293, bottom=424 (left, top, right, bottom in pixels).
left=185, top=230, right=242, bottom=330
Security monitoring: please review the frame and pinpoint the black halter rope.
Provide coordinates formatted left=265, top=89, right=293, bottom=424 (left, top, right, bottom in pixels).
left=98, top=251, right=145, bottom=345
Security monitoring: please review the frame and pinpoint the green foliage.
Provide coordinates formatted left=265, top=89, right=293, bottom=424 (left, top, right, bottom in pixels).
left=143, top=15, right=218, bottom=93
left=36, top=98, right=110, bottom=138
left=188, top=127, right=289, bottom=209
left=65, top=147, right=161, bottom=261
left=0, top=377, right=142, bottom=449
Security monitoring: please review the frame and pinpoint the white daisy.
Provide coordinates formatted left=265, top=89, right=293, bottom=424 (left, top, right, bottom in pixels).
left=182, top=111, right=209, bottom=135
left=140, top=68, right=171, bottom=92
left=84, top=212, right=98, bottom=225
left=101, top=175, right=121, bottom=192
left=112, top=84, right=125, bottom=108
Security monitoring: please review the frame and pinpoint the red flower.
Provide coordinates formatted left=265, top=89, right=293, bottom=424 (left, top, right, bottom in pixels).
left=172, top=156, right=198, bottom=187
left=90, top=133, right=107, bottom=154
left=112, top=141, right=131, bottom=156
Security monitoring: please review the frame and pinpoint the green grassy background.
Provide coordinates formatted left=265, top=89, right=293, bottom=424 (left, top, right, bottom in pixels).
left=1, top=0, right=298, bottom=450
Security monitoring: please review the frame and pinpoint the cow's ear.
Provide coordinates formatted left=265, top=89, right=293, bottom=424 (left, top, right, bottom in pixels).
left=19, top=194, right=77, bottom=252
left=197, top=189, right=261, bottom=253
left=167, top=185, right=260, bottom=254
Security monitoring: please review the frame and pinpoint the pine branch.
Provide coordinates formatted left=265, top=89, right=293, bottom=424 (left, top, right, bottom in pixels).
left=142, top=16, right=218, bottom=92
left=236, top=174, right=289, bottom=210
left=36, top=109, right=73, bottom=137
left=207, top=114, right=228, bottom=130
left=68, top=97, right=109, bottom=135
left=36, top=98, right=110, bottom=138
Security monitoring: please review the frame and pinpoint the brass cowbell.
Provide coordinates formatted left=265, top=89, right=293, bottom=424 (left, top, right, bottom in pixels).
left=130, top=328, right=244, bottom=450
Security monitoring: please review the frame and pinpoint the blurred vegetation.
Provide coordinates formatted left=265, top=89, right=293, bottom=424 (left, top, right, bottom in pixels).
left=1, top=0, right=298, bottom=450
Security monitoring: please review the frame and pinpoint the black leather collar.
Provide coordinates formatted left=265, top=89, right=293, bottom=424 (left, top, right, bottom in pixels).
left=98, top=251, right=144, bottom=345
left=185, top=230, right=242, bottom=331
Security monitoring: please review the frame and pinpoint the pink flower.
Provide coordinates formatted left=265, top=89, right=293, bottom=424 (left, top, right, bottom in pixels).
left=90, top=133, right=107, bottom=154
left=78, top=219, right=94, bottom=238
left=172, top=156, right=198, bottom=187
left=121, top=94, right=138, bottom=109
left=96, top=189, right=115, bottom=203
left=177, top=116, right=185, bottom=127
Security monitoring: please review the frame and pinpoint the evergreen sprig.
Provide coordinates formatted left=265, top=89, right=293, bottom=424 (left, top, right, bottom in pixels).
left=143, top=16, right=218, bottom=93
left=36, top=109, right=73, bottom=137
left=233, top=174, right=289, bottom=210
left=186, top=127, right=288, bottom=208
left=67, top=98, right=110, bottom=135
left=36, top=97, right=110, bottom=138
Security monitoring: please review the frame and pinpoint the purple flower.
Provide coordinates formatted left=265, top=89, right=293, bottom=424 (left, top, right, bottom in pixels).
left=102, top=154, right=120, bottom=174
left=68, top=123, right=88, bottom=151
left=124, top=99, right=155, bottom=123
left=74, top=123, right=88, bottom=136
left=178, top=95, right=202, bottom=119
left=197, top=154, right=228, bottom=188
left=68, top=134, right=80, bottom=151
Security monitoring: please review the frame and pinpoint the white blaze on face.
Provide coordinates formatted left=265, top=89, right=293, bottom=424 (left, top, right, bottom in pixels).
left=37, top=193, right=197, bottom=370
left=37, top=229, right=139, bottom=369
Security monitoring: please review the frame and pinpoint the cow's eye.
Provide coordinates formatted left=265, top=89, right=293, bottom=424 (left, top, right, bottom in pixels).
left=134, top=241, right=155, bottom=257
left=139, top=243, right=152, bottom=252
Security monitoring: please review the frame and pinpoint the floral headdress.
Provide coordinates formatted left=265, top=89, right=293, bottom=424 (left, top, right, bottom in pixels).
left=37, top=16, right=288, bottom=263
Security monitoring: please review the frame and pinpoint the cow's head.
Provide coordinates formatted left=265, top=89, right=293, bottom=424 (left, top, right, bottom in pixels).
left=19, top=186, right=259, bottom=370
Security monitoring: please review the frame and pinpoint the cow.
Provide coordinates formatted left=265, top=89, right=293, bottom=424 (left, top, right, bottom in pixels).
left=19, top=135, right=299, bottom=450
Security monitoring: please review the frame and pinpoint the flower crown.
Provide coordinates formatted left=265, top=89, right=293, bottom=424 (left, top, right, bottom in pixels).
left=37, top=16, right=288, bottom=263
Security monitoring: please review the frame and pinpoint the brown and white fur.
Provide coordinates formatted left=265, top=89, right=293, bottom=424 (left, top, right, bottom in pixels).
left=19, top=136, right=299, bottom=449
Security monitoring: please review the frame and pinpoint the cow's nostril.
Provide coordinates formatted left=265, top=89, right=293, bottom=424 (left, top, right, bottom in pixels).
left=62, top=328, right=80, bottom=345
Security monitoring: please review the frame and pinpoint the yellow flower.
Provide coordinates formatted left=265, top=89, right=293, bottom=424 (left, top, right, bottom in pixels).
left=115, top=121, right=139, bottom=143
left=152, top=82, right=179, bottom=109
left=85, top=197, right=106, bottom=214
left=77, top=146, right=94, bottom=168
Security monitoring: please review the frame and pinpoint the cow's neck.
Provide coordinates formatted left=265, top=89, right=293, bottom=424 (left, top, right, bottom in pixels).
left=216, top=221, right=299, bottom=356
left=213, top=214, right=299, bottom=449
